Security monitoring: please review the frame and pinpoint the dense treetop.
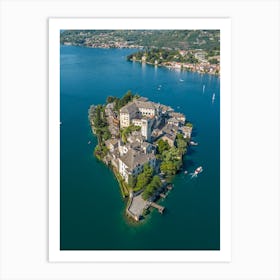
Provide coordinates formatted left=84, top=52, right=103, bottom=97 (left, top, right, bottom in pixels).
left=61, top=30, right=220, bottom=51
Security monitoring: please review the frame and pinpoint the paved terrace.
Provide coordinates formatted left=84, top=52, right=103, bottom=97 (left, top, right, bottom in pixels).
left=128, top=194, right=147, bottom=217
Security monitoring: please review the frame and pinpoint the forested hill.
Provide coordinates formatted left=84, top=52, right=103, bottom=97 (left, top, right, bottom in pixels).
left=60, top=30, right=220, bottom=51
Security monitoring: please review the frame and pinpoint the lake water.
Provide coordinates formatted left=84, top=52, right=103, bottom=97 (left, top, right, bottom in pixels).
left=60, top=46, right=220, bottom=250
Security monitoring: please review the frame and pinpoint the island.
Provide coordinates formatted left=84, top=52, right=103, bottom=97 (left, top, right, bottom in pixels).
left=88, top=91, right=193, bottom=221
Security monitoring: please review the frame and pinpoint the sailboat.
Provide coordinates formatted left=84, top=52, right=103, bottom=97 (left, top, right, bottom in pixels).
left=212, top=93, right=215, bottom=102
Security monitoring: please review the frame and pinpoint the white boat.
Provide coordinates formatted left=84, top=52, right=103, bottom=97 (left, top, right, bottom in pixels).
left=88, top=141, right=91, bottom=144
left=191, top=166, right=203, bottom=178
left=212, top=93, right=215, bottom=102
left=203, top=84, right=205, bottom=93
left=190, top=141, right=198, bottom=146
left=179, top=79, right=184, bottom=82
left=194, top=166, right=203, bottom=175
left=184, top=170, right=188, bottom=174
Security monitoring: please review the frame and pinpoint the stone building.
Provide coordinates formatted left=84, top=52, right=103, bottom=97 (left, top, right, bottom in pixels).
left=119, top=102, right=138, bottom=128
left=118, top=149, right=156, bottom=183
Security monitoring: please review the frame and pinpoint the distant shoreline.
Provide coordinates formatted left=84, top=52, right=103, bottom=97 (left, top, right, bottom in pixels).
left=61, top=44, right=220, bottom=76
left=128, top=59, right=220, bottom=76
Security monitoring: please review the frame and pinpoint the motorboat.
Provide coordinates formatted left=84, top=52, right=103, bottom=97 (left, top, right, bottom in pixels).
left=194, top=166, right=203, bottom=175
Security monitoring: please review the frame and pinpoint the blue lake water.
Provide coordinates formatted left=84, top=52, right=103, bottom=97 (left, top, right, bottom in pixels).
left=60, top=46, right=220, bottom=250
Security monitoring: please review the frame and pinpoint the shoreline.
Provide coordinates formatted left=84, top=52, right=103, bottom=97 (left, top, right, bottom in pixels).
left=129, top=59, right=220, bottom=76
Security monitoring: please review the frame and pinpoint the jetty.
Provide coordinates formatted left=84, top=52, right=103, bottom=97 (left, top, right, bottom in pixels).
left=150, top=202, right=165, bottom=214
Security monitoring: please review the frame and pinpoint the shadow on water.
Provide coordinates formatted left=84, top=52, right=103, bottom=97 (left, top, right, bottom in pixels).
left=186, top=147, right=197, bottom=156
left=190, top=128, right=198, bottom=138
left=182, top=158, right=196, bottom=170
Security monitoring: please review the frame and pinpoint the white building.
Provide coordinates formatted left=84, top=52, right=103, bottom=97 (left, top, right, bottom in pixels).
left=168, top=112, right=186, bottom=124
left=141, top=118, right=153, bottom=142
left=119, top=99, right=156, bottom=128
left=179, top=125, right=192, bottom=139
left=131, top=118, right=142, bottom=127
left=118, top=149, right=156, bottom=183
left=119, top=102, right=139, bottom=128
left=167, top=117, right=180, bottom=127
left=135, top=100, right=156, bottom=117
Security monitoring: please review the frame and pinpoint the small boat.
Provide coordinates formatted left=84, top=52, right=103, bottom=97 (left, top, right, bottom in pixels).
left=88, top=141, right=91, bottom=144
left=179, top=79, right=184, bottom=82
left=194, top=166, right=203, bottom=175
left=212, top=93, right=215, bottom=102
left=190, top=141, right=198, bottom=146
left=184, top=170, right=188, bottom=174
left=203, top=84, right=205, bottom=93
left=60, top=121, right=62, bottom=125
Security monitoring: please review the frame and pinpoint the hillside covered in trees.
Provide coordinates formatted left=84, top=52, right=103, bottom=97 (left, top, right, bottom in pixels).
left=60, top=30, right=220, bottom=52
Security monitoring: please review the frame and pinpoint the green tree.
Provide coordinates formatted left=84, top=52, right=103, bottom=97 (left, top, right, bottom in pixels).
left=141, top=175, right=162, bottom=200
left=106, top=96, right=116, bottom=104
left=162, top=147, right=181, bottom=162
left=135, top=172, right=150, bottom=190
left=135, top=163, right=154, bottom=191
left=209, top=58, right=218, bottom=64
left=143, top=163, right=153, bottom=178
left=157, top=139, right=170, bottom=154
left=103, top=130, right=111, bottom=141
left=160, top=161, right=177, bottom=175
left=128, top=175, right=136, bottom=188
left=120, top=125, right=141, bottom=144
left=150, top=175, right=161, bottom=188
left=176, top=134, right=187, bottom=154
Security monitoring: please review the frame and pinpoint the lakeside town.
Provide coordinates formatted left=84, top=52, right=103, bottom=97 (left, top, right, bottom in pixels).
left=61, top=30, right=220, bottom=75
left=127, top=48, right=220, bottom=75
left=88, top=91, right=193, bottom=221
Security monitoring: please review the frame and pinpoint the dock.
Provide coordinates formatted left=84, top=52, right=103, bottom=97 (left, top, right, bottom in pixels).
left=159, top=193, right=167, bottom=198
left=150, top=202, right=165, bottom=214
